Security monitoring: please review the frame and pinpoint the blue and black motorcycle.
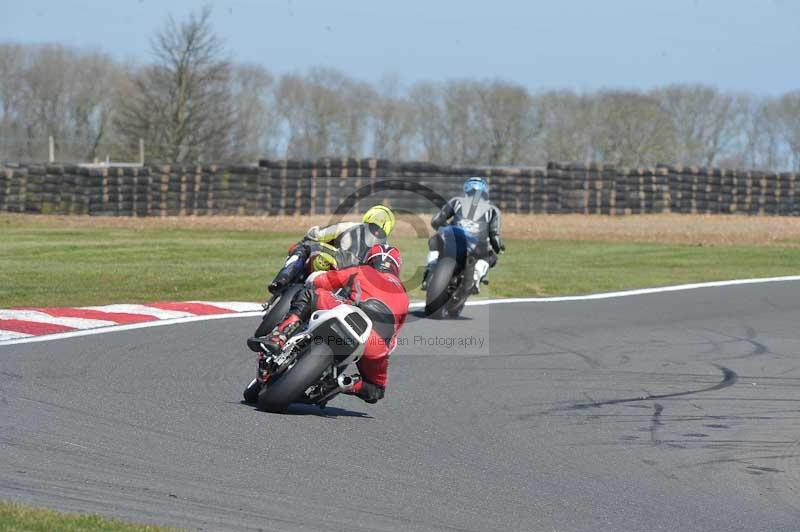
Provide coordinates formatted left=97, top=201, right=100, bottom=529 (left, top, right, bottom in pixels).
left=424, top=220, right=482, bottom=319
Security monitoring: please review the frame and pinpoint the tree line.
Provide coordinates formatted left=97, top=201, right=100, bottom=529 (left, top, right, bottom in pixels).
left=1, top=7, right=799, bottom=170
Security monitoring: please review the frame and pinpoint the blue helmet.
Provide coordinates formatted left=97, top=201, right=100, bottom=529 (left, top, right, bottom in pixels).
left=464, top=177, right=488, bottom=197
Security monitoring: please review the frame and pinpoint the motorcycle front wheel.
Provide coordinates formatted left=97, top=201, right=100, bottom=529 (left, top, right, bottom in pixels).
left=253, top=283, right=304, bottom=337
left=424, top=256, right=458, bottom=319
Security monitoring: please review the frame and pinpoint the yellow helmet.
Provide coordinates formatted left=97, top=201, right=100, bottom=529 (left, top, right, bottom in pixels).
left=362, top=204, right=395, bottom=237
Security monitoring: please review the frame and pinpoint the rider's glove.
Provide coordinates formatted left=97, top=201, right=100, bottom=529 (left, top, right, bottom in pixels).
left=490, top=235, right=505, bottom=254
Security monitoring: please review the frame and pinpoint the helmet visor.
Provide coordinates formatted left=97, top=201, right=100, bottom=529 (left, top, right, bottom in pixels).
left=464, top=179, right=488, bottom=196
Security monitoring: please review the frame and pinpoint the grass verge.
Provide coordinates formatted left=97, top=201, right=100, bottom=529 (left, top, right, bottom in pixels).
left=0, top=500, right=181, bottom=532
left=1, top=215, right=799, bottom=307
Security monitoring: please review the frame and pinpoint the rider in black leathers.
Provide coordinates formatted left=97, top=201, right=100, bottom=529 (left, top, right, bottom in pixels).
left=423, top=177, right=505, bottom=293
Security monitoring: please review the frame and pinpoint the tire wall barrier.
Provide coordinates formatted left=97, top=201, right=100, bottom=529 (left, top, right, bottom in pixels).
left=1, top=160, right=798, bottom=216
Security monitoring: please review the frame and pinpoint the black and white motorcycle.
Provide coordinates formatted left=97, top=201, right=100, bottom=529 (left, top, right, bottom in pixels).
left=242, top=304, right=372, bottom=412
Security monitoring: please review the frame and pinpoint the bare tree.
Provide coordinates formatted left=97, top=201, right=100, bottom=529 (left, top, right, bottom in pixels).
left=441, top=80, right=484, bottom=163
left=770, top=91, right=800, bottom=171
left=474, top=80, right=540, bottom=165
left=654, top=84, right=747, bottom=167
left=276, top=71, right=334, bottom=158
left=338, top=76, right=373, bottom=157
left=228, top=63, right=279, bottom=161
left=274, top=74, right=305, bottom=157
left=7, top=30, right=800, bottom=172
left=19, top=45, right=77, bottom=157
left=408, top=81, right=446, bottom=162
left=368, top=75, right=414, bottom=159
left=0, top=43, right=26, bottom=159
left=0, top=44, right=118, bottom=161
left=276, top=67, right=371, bottom=158
left=409, top=80, right=540, bottom=165
left=115, top=6, right=233, bottom=162
left=69, top=52, right=119, bottom=160
left=0, top=44, right=24, bottom=123
left=592, top=90, right=674, bottom=167
left=535, top=90, right=596, bottom=163
left=730, top=96, right=785, bottom=170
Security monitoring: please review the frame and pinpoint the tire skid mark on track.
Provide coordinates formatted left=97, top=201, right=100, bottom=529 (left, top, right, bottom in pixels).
left=650, top=403, right=665, bottom=445
left=538, top=339, right=606, bottom=369
left=526, top=365, right=738, bottom=418
left=696, top=326, right=776, bottom=361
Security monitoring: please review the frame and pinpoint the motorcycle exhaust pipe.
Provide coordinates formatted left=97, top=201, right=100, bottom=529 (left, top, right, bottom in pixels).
left=315, top=374, right=363, bottom=408
left=337, top=373, right=362, bottom=393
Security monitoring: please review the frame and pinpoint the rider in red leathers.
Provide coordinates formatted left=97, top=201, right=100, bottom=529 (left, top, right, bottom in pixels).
left=260, top=244, right=408, bottom=403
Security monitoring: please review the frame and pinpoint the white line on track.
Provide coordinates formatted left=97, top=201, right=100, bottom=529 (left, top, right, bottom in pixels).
left=1, top=275, right=798, bottom=347
left=455, top=275, right=800, bottom=306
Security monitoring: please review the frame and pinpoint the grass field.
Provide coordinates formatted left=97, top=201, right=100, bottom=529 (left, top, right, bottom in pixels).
left=0, top=500, right=180, bottom=532
left=1, top=214, right=799, bottom=307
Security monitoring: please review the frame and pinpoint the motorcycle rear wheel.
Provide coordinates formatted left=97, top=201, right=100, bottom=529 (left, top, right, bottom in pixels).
left=257, top=342, right=334, bottom=413
left=243, top=378, right=261, bottom=403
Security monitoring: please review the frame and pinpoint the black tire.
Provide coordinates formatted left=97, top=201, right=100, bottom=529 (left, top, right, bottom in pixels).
left=425, top=256, right=457, bottom=319
left=242, top=378, right=261, bottom=403
left=254, top=284, right=303, bottom=337
left=446, top=297, right=466, bottom=318
left=257, top=342, right=333, bottom=413
left=446, top=259, right=473, bottom=318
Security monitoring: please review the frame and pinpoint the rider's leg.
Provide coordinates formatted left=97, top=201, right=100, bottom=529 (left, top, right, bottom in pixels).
left=422, top=235, right=440, bottom=290
left=261, top=287, right=348, bottom=354
left=260, top=286, right=318, bottom=354
left=472, top=250, right=496, bottom=294
left=348, top=331, right=388, bottom=403
left=268, top=242, right=310, bottom=294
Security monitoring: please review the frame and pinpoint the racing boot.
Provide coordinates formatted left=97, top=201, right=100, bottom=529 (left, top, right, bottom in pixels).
left=353, top=379, right=385, bottom=404
left=261, top=314, right=302, bottom=355
left=268, top=270, right=294, bottom=295
left=268, top=245, right=309, bottom=294
left=471, top=258, right=490, bottom=295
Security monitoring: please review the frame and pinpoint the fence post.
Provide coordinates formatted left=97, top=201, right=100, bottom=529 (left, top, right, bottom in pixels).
left=139, top=138, right=145, bottom=165
left=48, top=136, right=54, bottom=163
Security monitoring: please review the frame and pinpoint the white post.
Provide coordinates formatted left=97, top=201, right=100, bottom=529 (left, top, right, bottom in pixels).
left=139, top=138, right=145, bottom=165
left=48, top=136, right=54, bottom=163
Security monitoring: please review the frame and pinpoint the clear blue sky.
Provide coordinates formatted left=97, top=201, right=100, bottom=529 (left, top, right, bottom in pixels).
left=1, top=0, right=798, bottom=95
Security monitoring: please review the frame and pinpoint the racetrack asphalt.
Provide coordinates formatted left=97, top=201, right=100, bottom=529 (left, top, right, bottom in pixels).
left=2, top=282, right=800, bottom=531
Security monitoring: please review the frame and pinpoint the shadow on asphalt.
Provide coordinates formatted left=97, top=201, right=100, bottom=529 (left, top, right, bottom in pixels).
left=239, top=400, right=372, bottom=419
left=285, top=403, right=372, bottom=418
left=409, top=309, right=473, bottom=321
